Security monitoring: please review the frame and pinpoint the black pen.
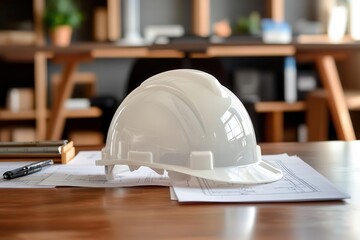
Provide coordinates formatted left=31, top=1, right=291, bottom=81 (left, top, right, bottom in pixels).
left=3, top=159, right=54, bottom=180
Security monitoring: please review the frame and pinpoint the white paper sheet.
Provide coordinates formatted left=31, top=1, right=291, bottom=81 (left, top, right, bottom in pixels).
left=171, top=154, right=350, bottom=202
left=67, top=151, right=101, bottom=166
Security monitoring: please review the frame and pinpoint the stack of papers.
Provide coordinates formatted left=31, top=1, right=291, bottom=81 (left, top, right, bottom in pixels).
left=170, top=154, right=350, bottom=202
left=0, top=151, right=349, bottom=203
left=0, top=151, right=169, bottom=188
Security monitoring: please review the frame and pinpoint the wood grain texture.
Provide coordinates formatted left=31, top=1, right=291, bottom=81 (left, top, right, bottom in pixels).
left=1, top=142, right=359, bottom=239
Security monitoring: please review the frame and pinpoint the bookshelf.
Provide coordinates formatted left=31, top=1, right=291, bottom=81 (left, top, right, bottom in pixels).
left=0, top=0, right=311, bottom=142
left=0, top=0, right=109, bottom=142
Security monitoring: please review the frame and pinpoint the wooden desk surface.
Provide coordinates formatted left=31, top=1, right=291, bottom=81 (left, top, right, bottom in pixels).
left=1, top=38, right=359, bottom=59
left=1, top=141, right=359, bottom=239
left=0, top=41, right=296, bottom=59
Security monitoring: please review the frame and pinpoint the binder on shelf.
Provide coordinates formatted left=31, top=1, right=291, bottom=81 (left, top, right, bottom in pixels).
left=0, top=140, right=75, bottom=164
left=284, top=57, right=297, bottom=103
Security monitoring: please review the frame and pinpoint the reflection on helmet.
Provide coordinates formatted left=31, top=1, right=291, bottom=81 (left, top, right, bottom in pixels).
left=96, top=69, right=283, bottom=184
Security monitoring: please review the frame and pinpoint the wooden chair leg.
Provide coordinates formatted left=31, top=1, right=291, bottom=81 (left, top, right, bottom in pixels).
left=316, top=55, right=356, bottom=141
left=306, top=90, right=329, bottom=141
left=265, top=112, right=283, bottom=142
left=47, top=52, right=93, bottom=140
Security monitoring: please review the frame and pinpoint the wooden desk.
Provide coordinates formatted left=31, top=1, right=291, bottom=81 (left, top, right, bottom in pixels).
left=1, top=141, right=359, bottom=239
left=1, top=40, right=359, bottom=141
left=296, top=40, right=360, bottom=141
left=48, top=41, right=360, bottom=141
left=49, top=42, right=295, bottom=141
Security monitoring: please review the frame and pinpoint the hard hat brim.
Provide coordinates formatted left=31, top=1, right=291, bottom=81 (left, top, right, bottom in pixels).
left=97, top=158, right=283, bottom=184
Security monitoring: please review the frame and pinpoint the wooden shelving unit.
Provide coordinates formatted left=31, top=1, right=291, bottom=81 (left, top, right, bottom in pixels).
left=1, top=0, right=304, bottom=142
left=0, top=0, right=104, bottom=141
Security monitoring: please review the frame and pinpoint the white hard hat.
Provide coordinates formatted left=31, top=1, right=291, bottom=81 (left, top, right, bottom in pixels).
left=96, top=69, right=282, bottom=184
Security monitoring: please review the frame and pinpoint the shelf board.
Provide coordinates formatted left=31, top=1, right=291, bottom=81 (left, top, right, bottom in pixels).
left=0, top=109, right=36, bottom=120
left=204, top=45, right=295, bottom=57
left=0, top=107, right=102, bottom=121
left=255, top=101, right=306, bottom=113
left=63, top=107, right=102, bottom=118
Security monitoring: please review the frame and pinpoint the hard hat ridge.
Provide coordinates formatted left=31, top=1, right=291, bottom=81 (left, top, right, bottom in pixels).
left=96, top=69, right=283, bottom=184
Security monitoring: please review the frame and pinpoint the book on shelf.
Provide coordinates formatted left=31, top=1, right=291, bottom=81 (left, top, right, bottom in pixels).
left=0, top=140, right=76, bottom=164
left=65, top=98, right=91, bottom=109
left=6, top=88, right=34, bottom=112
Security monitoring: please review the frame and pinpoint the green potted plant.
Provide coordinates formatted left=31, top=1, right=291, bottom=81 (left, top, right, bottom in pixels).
left=44, top=0, right=83, bottom=46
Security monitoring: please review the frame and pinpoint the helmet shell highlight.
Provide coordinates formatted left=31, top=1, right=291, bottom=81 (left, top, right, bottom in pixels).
left=97, top=69, right=282, bottom=183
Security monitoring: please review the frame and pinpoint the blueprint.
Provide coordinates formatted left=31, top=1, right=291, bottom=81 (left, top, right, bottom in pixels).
left=39, top=165, right=170, bottom=187
left=171, top=154, right=350, bottom=202
left=39, top=151, right=170, bottom=187
left=0, top=151, right=351, bottom=203
left=0, top=151, right=170, bottom=188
